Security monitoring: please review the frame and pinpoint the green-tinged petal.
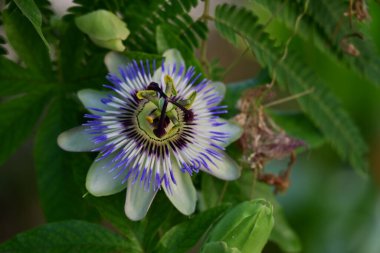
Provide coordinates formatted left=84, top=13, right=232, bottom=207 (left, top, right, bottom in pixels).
left=163, top=49, right=185, bottom=66
left=125, top=180, right=157, bottom=221
left=163, top=164, right=197, bottom=215
left=153, top=49, right=185, bottom=81
left=57, top=126, right=97, bottom=152
left=105, top=51, right=130, bottom=74
left=86, top=154, right=128, bottom=197
left=218, top=119, right=243, bottom=147
left=201, top=152, right=241, bottom=180
left=77, top=89, right=110, bottom=114
left=91, top=37, right=125, bottom=52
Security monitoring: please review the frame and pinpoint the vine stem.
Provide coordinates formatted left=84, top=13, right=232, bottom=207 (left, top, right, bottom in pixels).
left=263, top=88, right=315, bottom=108
left=217, top=181, right=229, bottom=204
left=270, top=0, right=310, bottom=86
left=199, top=0, right=211, bottom=77
left=223, top=47, right=249, bottom=79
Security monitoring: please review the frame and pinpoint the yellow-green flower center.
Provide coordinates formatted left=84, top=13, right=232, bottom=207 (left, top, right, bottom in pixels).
left=136, top=101, right=183, bottom=141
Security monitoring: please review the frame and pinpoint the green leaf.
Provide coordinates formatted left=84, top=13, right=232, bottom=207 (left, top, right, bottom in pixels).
left=88, top=193, right=143, bottom=251
left=3, top=7, right=52, bottom=78
left=12, top=0, right=50, bottom=48
left=59, top=23, right=87, bottom=82
left=154, top=206, right=228, bottom=253
left=34, top=96, right=96, bottom=221
left=0, top=220, right=139, bottom=253
left=214, top=4, right=368, bottom=175
left=0, top=57, right=47, bottom=96
left=0, top=92, right=47, bottom=165
left=269, top=111, right=325, bottom=149
left=199, top=175, right=221, bottom=210
left=140, top=193, right=176, bottom=250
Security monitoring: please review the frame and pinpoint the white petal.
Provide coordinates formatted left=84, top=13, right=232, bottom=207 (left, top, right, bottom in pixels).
left=104, top=51, right=130, bottom=74
left=217, top=118, right=243, bottom=147
left=125, top=180, right=157, bottom=221
left=57, top=126, right=97, bottom=152
left=201, top=151, right=241, bottom=181
left=162, top=49, right=185, bottom=66
left=207, top=81, right=226, bottom=100
left=163, top=164, right=196, bottom=215
left=77, top=89, right=110, bottom=114
left=86, top=154, right=128, bottom=197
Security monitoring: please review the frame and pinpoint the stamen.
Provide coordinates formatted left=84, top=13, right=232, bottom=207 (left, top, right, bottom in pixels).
left=169, top=100, right=194, bottom=123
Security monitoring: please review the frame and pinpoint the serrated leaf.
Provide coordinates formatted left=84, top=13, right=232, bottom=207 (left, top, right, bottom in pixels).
left=251, top=0, right=380, bottom=87
left=223, top=71, right=270, bottom=117
left=0, top=220, right=139, bottom=253
left=34, top=96, right=96, bottom=221
left=156, top=25, right=203, bottom=74
left=123, top=0, right=202, bottom=52
left=154, top=206, right=228, bottom=253
left=0, top=92, right=47, bottom=165
left=3, top=7, right=52, bottom=78
left=13, top=0, right=50, bottom=49
left=214, top=4, right=368, bottom=175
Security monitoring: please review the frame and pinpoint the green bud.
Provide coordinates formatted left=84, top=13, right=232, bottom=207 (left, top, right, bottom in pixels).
left=204, top=199, right=274, bottom=253
left=202, top=241, right=241, bottom=253
left=75, top=10, right=130, bottom=52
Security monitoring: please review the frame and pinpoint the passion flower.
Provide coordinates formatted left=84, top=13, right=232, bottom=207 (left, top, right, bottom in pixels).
left=58, top=50, right=242, bottom=220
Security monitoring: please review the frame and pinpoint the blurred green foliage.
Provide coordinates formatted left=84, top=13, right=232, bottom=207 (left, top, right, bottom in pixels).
left=1, top=0, right=380, bottom=253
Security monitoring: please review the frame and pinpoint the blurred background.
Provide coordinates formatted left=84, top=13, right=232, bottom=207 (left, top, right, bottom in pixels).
left=1, top=1, right=380, bottom=252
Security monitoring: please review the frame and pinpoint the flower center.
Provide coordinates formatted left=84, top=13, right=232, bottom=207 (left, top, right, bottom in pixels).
left=136, top=76, right=196, bottom=139
left=136, top=101, right=181, bottom=141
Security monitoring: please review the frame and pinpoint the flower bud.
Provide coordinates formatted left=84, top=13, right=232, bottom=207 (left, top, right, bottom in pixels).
left=75, top=10, right=130, bottom=52
left=204, top=199, right=274, bottom=253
